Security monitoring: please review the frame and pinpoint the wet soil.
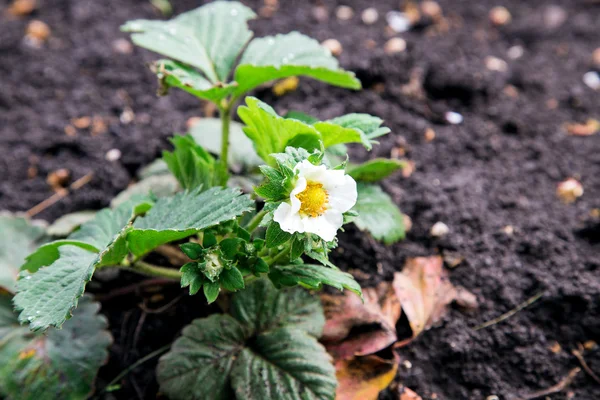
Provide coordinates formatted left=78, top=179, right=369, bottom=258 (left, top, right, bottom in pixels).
left=1, top=0, right=599, bottom=399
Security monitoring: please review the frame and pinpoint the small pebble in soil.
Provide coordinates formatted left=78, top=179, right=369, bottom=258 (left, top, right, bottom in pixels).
left=424, top=127, right=436, bottom=142
left=47, top=169, right=70, bottom=190
left=7, top=0, right=36, bottom=16
left=501, top=225, right=514, bottom=236
left=556, top=178, right=583, bottom=204
left=272, top=76, right=299, bottom=96
left=64, top=125, right=76, bottom=137
left=186, top=116, right=202, bottom=129
left=403, top=214, right=412, bottom=232
left=361, top=7, right=379, bottom=25
left=583, top=71, right=600, bottom=90
left=402, top=360, right=412, bottom=369
left=430, top=221, right=450, bottom=237
left=105, top=148, right=122, bottom=162
left=507, top=45, right=524, bottom=60
left=543, top=5, right=567, bottom=29
left=71, top=116, right=91, bottom=129
left=335, top=5, right=354, bottom=21
left=486, top=396, right=499, bottom=400
left=386, top=11, right=412, bottom=32
left=489, top=6, right=511, bottom=26
left=593, top=47, right=600, bottom=67
left=322, top=38, right=343, bottom=56
left=564, top=119, right=599, bottom=136
left=421, top=1, right=442, bottom=19
left=485, top=56, right=508, bottom=72
left=384, top=37, right=406, bottom=54
left=120, top=107, right=135, bottom=124
left=445, top=111, right=463, bottom=124
left=25, top=20, right=50, bottom=47
left=112, top=38, right=133, bottom=54
left=312, top=5, right=329, bottom=22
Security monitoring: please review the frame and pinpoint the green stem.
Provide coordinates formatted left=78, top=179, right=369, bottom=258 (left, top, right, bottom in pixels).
left=219, top=105, right=232, bottom=185
left=128, top=261, right=182, bottom=280
left=245, top=209, right=268, bottom=233
left=267, top=245, right=291, bottom=266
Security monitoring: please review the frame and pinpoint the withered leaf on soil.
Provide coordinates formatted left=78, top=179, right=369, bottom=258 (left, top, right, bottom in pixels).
left=321, top=281, right=401, bottom=360
left=335, top=354, right=399, bottom=400
left=393, top=256, right=477, bottom=346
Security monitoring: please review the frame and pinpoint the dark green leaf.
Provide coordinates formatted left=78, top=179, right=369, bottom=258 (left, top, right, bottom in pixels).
left=347, top=158, right=405, bottom=182
left=290, top=235, right=304, bottom=260
left=353, top=183, right=405, bottom=244
left=265, top=221, right=292, bottom=249
left=269, top=263, right=362, bottom=298
left=180, top=243, right=204, bottom=260
left=180, top=262, right=204, bottom=295
left=220, top=267, right=244, bottom=291
left=284, top=111, right=318, bottom=125
left=203, top=280, right=221, bottom=304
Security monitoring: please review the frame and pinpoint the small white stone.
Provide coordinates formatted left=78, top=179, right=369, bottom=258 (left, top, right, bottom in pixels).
left=322, top=39, right=343, bottom=56
left=430, top=221, right=450, bottom=237
left=445, top=111, right=463, bottom=125
left=112, top=38, right=133, bottom=54
left=336, top=5, right=354, bottom=21
left=361, top=8, right=379, bottom=25
left=386, top=11, right=412, bottom=33
left=485, top=56, right=508, bottom=72
left=507, top=45, right=524, bottom=60
left=120, top=107, right=135, bottom=124
left=583, top=71, right=600, bottom=90
left=402, top=360, right=412, bottom=369
left=105, top=148, right=122, bottom=162
left=384, top=37, right=407, bottom=54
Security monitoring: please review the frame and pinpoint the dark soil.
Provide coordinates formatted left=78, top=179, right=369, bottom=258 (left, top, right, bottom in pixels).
left=1, top=0, right=599, bottom=399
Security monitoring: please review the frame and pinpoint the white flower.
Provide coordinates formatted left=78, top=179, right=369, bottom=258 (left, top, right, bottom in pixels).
left=273, top=160, right=357, bottom=241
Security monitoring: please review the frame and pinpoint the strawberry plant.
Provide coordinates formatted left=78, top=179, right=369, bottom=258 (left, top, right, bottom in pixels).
left=1, top=2, right=406, bottom=399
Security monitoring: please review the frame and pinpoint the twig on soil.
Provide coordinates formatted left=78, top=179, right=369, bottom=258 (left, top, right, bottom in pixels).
left=94, top=278, right=177, bottom=302
left=26, top=172, right=93, bottom=217
left=572, top=344, right=600, bottom=385
left=518, top=367, right=581, bottom=400
left=96, top=344, right=171, bottom=398
left=473, top=291, right=545, bottom=331
left=139, top=294, right=183, bottom=314
left=132, top=311, right=146, bottom=350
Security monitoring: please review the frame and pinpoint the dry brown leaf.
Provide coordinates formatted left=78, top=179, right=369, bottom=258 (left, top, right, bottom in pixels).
left=335, top=354, right=398, bottom=400
left=393, top=256, right=477, bottom=346
left=322, top=281, right=401, bottom=360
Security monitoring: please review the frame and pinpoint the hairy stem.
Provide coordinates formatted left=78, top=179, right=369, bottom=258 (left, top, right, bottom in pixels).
left=128, top=261, right=182, bottom=280
left=218, top=105, right=232, bottom=185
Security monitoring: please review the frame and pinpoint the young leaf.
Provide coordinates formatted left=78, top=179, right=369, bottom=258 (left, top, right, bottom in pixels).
left=329, top=114, right=391, bottom=139
left=220, top=267, right=245, bottom=291
left=128, top=187, right=254, bottom=257
left=347, top=158, right=405, bottom=182
left=203, top=280, right=221, bottom=303
left=0, top=215, right=45, bottom=292
left=353, top=184, right=405, bottom=245
left=190, top=118, right=263, bottom=172
left=234, top=31, right=361, bottom=95
left=162, top=135, right=217, bottom=190
left=157, top=280, right=334, bottom=400
left=153, top=59, right=237, bottom=102
left=265, top=221, right=292, bottom=248
left=313, top=121, right=372, bottom=150
left=180, top=262, right=204, bottom=295
left=122, top=1, right=256, bottom=83
left=269, top=263, right=363, bottom=299
left=0, top=295, right=111, bottom=400
left=179, top=243, right=204, bottom=260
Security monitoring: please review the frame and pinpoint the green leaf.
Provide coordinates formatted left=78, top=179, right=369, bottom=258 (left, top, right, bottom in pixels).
left=128, top=187, right=254, bottom=257
left=46, top=211, right=96, bottom=237
left=189, top=117, right=263, bottom=172
left=353, top=183, right=405, bottom=244
left=14, top=246, right=98, bottom=331
left=231, top=328, right=336, bottom=400
left=269, top=263, right=363, bottom=298
left=0, top=215, right=45, bottom=292
left=313, top=120, right=372, bottom=150
left=220, top=267, right=245, bottom=291
left=329, top=113, right=391, bottom=139
left=238, top=97, right=321, bottom=166
left=284, top=111, right=318, bottom=124
left=157, top=280, right=333, bottom=400
left=0, top=295, right=112, bottom=400
left=203, top=280, right=221, bottom=304
left=234, top=31, right=360, bottom=95
left=138, top=158, right=170, bottom=179
left=162, top=135, right=216, bottom=191
left=179, top=243, right=204, bottom=260
left=122, top=1, right=256, bottom=83
left=20, top=240, right=98, bottom=274
left=347, top=158, right=405, bottom=182
left=265, top=221, right=292, bottom=249
left=180, top=262, right=203, bottom=295
left=111, top=174, right=179, bottom=208
left=153, top=59, right=237, bottom=102
left=230, top=278, right=324, bottom=337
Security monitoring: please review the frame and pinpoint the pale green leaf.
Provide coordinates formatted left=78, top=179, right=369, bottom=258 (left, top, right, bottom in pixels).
left=122, top=1, right=256, bottom=83
left=347, top=158, right=405, bottom=182
left=313, top=121, right=372, bottom=150
left=230, top=278, right=324, bottom=338
left=162, top=135, right=217, bottom=191
left=128, top=187, right=254, bottom=257
left=46, top=211, right=97, bottom=237
left=329, top=113, right=391, bottom=139
left=189, top=117, right=263, bottom=172
left=20, top=240, right=98, bottom=274
left=138, top=159, right=170, bottom=179
left=0, top=295, right=111, bottom=400
left=231, top=328, right=336, bottom=400
left=111, top=174, right=180, bottom=208
left=153, top=59, right=237, bottom=102
left=0, top=215, right=45, bottom=292
left=234, top=31, right=360, bottom=95
left=353, top=183, right=405, bottom=244
left=269, top=263, right=363, bottom=298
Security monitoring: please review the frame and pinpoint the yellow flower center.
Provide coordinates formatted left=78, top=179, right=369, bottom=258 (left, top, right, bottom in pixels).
left=296, top=181, right=329, bottom=217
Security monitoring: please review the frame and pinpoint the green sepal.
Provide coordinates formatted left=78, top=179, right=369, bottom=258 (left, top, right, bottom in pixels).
left=203, top=281, right=220, bottom=304
left=179, top=242, right=204, bottom=260
left=220, top=267, right=245, bottom=292
left=180, top=262, right=204, bottom=295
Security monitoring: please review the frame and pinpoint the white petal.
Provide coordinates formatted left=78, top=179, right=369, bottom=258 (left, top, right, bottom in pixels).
left=301, top=209, right=343, bottom=242
left=289, top=176, right=306, bottom=214
left=295, top=160, right=328, bottom=181
left=273, top=202, right=305, bottom=234
left=323, top=173, right=357, bottom=213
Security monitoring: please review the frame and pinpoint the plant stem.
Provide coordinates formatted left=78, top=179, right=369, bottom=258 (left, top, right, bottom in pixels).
left=245, top=209, right=268, bottom=232
left=129, top=261, right=182, bottom=280
left=267, top=245, right=291, bottom=266
left=219, top=105, right=232, bottom=185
